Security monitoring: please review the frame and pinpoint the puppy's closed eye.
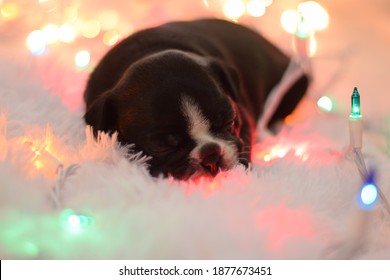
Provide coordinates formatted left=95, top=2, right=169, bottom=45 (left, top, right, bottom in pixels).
left=148, top=132, right=184, bottom=154
left=212, top=112, right=236, bottom=134
left=220, top=119, right=235, bottom=133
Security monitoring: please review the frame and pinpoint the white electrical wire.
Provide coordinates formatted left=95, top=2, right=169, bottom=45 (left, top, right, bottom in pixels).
left=256, top=57, right=311, bottom=140
left=50, top=163, right=80, bottom=209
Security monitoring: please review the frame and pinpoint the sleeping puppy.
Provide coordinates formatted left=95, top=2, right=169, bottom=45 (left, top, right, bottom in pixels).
left=84, top=19, right=309, bottom=180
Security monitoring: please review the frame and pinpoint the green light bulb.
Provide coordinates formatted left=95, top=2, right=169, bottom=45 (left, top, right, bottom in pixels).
left=61, top=209, right=94, bottom=231
left=350, top=87, right=362, bottom=118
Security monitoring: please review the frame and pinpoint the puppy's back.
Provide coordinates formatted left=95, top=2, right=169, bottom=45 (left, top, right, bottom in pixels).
left=84, top=19, right=305, bottom=123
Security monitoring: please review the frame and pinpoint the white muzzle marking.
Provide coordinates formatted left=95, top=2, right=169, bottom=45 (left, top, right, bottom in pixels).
left=181, top=96, right=237, bottom=170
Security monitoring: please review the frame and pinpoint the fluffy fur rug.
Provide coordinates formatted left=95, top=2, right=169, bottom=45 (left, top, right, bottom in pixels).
left=1, top=51, right=390, bottom=260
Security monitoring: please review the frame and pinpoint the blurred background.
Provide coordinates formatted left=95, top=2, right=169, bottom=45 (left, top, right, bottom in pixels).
left=1, top=1, right=390, bottom=260
left=1, top=0, right=390, bottom=120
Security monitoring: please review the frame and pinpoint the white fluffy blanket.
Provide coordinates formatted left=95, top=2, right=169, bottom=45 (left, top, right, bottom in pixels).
left=1, top=53, right=390, bottom=260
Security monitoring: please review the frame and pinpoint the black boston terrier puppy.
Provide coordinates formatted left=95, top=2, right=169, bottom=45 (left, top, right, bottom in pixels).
left=84, top=19, right=309, bottom=180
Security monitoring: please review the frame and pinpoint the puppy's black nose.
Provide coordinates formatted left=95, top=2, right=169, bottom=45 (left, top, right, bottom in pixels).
left=200, top=143, right=222, bottom=176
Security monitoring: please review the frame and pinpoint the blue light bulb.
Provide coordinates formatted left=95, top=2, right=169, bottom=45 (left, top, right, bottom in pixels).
left=360, top=183, right=378, bottom=208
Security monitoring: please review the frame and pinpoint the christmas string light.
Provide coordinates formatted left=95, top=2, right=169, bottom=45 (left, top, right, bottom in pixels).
left=281, top=1, right=329, bottom=58
left=256, top=57, right=310, bottom=140
left=324, top=88, right=390, bottom=259
left=324, top=170, right=380, bottom=259
left=347, top=87, right=390, bottom=216
left=23, top=134, right=93, bottom=237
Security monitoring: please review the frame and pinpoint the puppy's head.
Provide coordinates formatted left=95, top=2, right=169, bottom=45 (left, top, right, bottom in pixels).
left=85, top=50, right=252, bottom=180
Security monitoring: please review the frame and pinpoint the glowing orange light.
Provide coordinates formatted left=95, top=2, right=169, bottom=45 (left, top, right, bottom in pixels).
left=26, top=142, right=59, bottom=177
left=209, top=179, right=220, bottom=191
left=253, top=142, right=309, bottom=163
left=23, top=128, right=61, bottom=177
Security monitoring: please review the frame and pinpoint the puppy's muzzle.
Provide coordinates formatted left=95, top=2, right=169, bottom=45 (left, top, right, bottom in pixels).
left=199, top=143, right=223, bottom=176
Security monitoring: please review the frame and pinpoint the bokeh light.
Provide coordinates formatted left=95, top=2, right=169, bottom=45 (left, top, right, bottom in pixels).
left=309, top=34, right=317, bottom=56
left=75, top=50, right=91, bottom=69
left=63, top=5, right=78, bottom=23
left=246, top=0, right=266, bottom=17
left=58, top=24, right=76, bottom=43
left=81, top=20, right=101, bottom=39
left=0, top=2, right=20, bottom=20
left=317, top=96, right=333, bottom=112
left=67, top=214, right=81, bottom=228
left=103, top=30, right=120, bottom=46
left=222, top=0, right=246, bottom=20
left=298, top=1, right=329, bottom=31
left=26, top=30, right=46, bottom=56
left=42, top=24, right=59, bottom=45
left=98, top=10, right=119, bottom=30
left=281, top=1, right=329, bottom=34
left=61, top=209, right=94, bottom=232
left=280, top=10, right=300, bottom=34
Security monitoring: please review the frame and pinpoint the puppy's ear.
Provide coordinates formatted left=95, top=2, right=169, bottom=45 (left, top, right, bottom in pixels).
left=84, top=91, right=117, bottom=135
left=207, top=58, right=240, bottom=101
